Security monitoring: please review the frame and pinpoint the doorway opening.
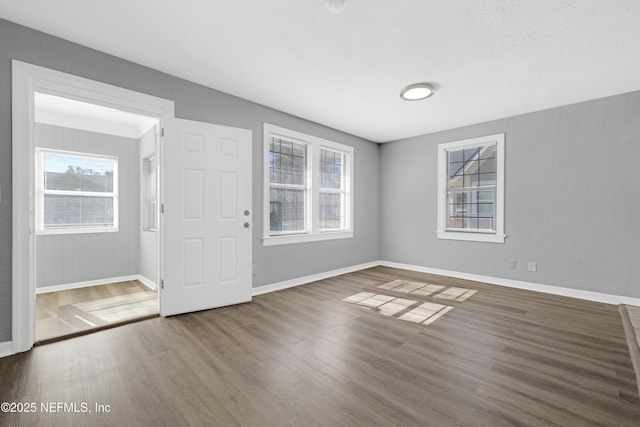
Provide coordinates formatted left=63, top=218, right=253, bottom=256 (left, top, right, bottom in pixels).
left=32, top=92, right=161, bottom=343
left=12, top=60, right=175, bottom=353
left=12, top=61, right=252, bottom=356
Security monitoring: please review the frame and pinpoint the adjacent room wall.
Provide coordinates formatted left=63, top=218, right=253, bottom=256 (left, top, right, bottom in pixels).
left=35, top=123, right=140, bottom=288
left=139, top=126, right=157, bottom=286
left=0, top=19, right=381, bottom=342
left=381, top=90, right=640, bottom=298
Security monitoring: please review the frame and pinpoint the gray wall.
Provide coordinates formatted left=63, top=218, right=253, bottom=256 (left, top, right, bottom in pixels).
left=35, top=124, right=140, bottom=288
left=381, top=91, right=640, bottom=297
left=0, top=19, right=381, bottom=342
left=139, top=127, right=157, bottom=285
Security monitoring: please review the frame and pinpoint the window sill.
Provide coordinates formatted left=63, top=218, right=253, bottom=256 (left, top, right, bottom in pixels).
left=437, top=231, right=505, bottom=243
left=36, top=227, right=118, bottom=236
left=263, top=230, right=353, bottom=246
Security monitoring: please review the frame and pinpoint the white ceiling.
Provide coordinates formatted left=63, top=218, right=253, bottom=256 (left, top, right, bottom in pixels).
left=2, top=0, right=639, bottom=143
left=35, top=93, right=158, bottom=139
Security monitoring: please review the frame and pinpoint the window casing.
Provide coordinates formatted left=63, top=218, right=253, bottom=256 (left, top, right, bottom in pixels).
left=36, top=148, right=118, bottom=234
left=263, top=124, right=353, bottom=246
left=437, top=134, right=505, bottom=243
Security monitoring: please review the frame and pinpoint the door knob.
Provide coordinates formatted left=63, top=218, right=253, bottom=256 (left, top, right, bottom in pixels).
left=244, top=222, right=250, bottom=228
left=244, top=210, right=250, bottom=216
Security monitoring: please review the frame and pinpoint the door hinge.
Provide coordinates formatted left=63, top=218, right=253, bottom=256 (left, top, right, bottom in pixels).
left=161, top=127, right=165, bottom=137
left=161, top=204, right=165, bottom=214
left=160, top=279, right=165, bottom=290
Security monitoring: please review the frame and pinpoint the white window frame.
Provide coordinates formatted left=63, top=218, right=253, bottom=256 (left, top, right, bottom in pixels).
left=35, top=148, right=119, bottom=235
left=263, top=123, right=354, bottom=246
left=437, top=133, right=505, bottom=243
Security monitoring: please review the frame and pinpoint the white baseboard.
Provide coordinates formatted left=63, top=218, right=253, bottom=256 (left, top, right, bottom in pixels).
left=136, top=275, right=157, bottom=291
left=36, top=275, right=153, bottom=294
left=0, top=341, right=14, bottom=358
left=379, top=261, right=640, bottom=306
left=252, top=261, right=380, bottom=297
left=252, top=259, right=640, bottom=306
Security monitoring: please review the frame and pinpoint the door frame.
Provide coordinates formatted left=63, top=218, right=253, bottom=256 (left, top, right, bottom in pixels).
left=11, top=60, right=175, bottom=354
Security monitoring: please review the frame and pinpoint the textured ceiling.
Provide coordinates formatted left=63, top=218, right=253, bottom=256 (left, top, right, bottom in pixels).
left=1, top=0, right=639, bottom=143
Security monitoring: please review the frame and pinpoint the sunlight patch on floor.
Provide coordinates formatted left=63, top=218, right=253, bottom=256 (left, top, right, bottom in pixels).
left=378, top=280, right=477, bottom=302
left=342, top=292, right=452, bottom=325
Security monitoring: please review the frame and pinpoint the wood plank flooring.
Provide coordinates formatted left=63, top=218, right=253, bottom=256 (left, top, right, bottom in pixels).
left=36, top=280, right=158, bottom=342
left=1, top=266, right=638, bottom=426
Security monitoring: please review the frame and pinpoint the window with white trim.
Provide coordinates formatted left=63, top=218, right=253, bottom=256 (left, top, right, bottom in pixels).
left=36, top=148, right=118, bottom=234
left=263, top=123, right=353, bottom=246
left=437, top=133, right=505, bottom=243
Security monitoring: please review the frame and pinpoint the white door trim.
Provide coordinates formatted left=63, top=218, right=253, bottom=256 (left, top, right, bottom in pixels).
left=11, top=60, right=175, bottom=355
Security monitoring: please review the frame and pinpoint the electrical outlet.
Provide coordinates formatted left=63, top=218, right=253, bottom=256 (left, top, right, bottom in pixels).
left=509, top=260, right=516, bottom=269
left=528, top=261, right=537, bottom=272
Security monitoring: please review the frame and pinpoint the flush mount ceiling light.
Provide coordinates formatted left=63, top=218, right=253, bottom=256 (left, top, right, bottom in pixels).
left=326, top=0, right=346, bottom=14
left=400, top=83, right=436, bottom=101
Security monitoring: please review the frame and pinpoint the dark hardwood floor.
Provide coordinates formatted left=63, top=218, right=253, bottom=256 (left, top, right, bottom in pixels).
left=1, top=266, right=638, bottom=426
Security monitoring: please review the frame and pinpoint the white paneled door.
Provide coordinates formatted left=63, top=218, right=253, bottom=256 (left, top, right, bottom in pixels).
left=162, top=118, right=252, bottom=316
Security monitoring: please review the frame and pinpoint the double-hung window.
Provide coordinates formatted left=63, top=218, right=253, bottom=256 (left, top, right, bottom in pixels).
left=263, top=124, right=353, bottom=246
left=36, top=148, right=118, bottom=234
left=437, top=133, right=505, bottom=243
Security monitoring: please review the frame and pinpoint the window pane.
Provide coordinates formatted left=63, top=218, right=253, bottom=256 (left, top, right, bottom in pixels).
left=478, top=190, right=493, bottom=202
left=320, top=149, right=344, bottom=190
left=464, top=175, right=475, bottom=188
left=479, top=157, right=496, bottom=174
left=44, top=153, right=114, bottom=192
left=479, top=144, right=497, bottom=160
left=448, top=150, right=464, bottom=163
left=44, top=195, right=114, bottom=229
left=270, top=138, right=306, bottom=186
left=463, top=147, right=480, bottom=161
left=320, top=192, right=343, bottom=230
left=467, top=217, right=479, bottom=229
left=478, top=218, right=494, bottom=229
left=448, top=161, right=464, bottom=179
left=269, top=188, right=306, bottom=233
left=478, top=173, right=496, bottom=186
left=447, top=190, right=495, bottom=231
left=478, top=203, right=494, bottom=215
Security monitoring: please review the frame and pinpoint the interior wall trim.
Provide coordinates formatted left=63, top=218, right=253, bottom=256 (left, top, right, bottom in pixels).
left=0, top=341, right=13, bottom=358
left=379, top=261, right=640, bottom=306
left=253, top=259, right=640, bottom=307
left=136, top=275, right=157, bottom=291
left=252, top=261, right=380, bottom=296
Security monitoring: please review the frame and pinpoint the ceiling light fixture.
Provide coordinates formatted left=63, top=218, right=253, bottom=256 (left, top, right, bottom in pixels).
left=326, top=0, right=346, bottom=14
left=400, top=82, right=436, bottom=101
